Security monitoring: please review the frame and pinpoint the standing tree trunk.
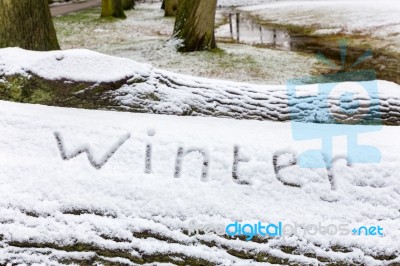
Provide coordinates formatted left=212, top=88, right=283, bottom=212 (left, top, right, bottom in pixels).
left=101, top=0, right=126, bottom=18
left=0, top=0, right=60, bottom=51
left=122, top=0, right=134, bottom=10
left=173, top=0, right=217, bottom=52
left=165, top=0, right=179, bottom=17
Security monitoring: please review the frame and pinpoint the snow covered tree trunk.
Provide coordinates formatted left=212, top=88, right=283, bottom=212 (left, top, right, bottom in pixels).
left=101, top=0, right=126, bottom=18
left=0, top=0, right=60, bottom=51
left=165, top=0, right=179, bottom=17
left=173, top=0, right=217, bottom=52
left=1, top=70, right=399, bottom=125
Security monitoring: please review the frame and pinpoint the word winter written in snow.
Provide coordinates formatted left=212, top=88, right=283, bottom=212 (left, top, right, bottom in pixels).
left=54, top=129, right=348, bottom=190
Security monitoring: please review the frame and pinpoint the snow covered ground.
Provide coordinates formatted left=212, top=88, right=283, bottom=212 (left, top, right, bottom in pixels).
left=0, top=98, right=399, bottom=265
left=238, top=0, right=400, bottom=53
left=53, top=2, right=324, bottom=85
left=218, top=0, right=276, bottom=7
left=53, top=0, right=400, bottom=87
left=0, top=1, right=398, bottom=264
left=1, top=47, right=400, bottom=264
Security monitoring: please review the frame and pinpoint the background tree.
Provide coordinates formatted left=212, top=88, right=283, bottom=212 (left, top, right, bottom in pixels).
left=173, top=0, right=217, bottom=52
left=0, top=0, right=60, bottom=51
left=122, top=0, right=134, bottom=10
left=101, top=0, right=126, bottom=18
left=165, top=0, right=179, bottom=17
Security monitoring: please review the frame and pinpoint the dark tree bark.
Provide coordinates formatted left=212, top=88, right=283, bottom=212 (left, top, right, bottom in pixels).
left=122, top=0, right=134, bottom=10
left=164, top=0, right=179, bottom=17
left=101, top=0, right=126, bottom=18
left=173, top=0, right=217, bottom=52
left=161, top=0, right=165, bottom=10
left=0, top=0, right=60, bottom=51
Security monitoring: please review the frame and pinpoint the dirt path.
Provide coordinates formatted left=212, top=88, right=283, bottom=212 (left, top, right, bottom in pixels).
left=50, top=0, right=101, bottom=16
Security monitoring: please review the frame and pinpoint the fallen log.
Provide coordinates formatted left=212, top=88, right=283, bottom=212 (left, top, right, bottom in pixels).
left=1, top=48, right=400, bottom=125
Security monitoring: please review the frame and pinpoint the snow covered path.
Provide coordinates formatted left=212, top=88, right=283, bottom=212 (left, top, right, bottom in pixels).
left=0, top=100, right=399, bottom=265
left=50, top=0, right=101, bottom=17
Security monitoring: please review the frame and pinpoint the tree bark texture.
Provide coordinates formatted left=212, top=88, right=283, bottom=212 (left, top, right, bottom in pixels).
left=0, top=0, right=60, bottom=51
left=101, top=0, right=126, bottom=18
left=173, top=0, right=217, bottom=52
left=164, top=0, right=179, bottom=17
left=122, top=0, right=134, bottom=10
left=2, top=69, right=396, bottom=125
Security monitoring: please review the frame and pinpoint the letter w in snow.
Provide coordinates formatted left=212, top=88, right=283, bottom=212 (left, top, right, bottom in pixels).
left=54, top=131, right=131, bottom=170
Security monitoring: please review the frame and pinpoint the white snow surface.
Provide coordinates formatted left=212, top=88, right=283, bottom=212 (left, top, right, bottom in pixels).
left=218, top=0, right=276, bottom=7
left=0, top=98, right=399, bottom=264
left=0, top=48, right=151, bottom=83
left=1, top=48, right=400, bottom=264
